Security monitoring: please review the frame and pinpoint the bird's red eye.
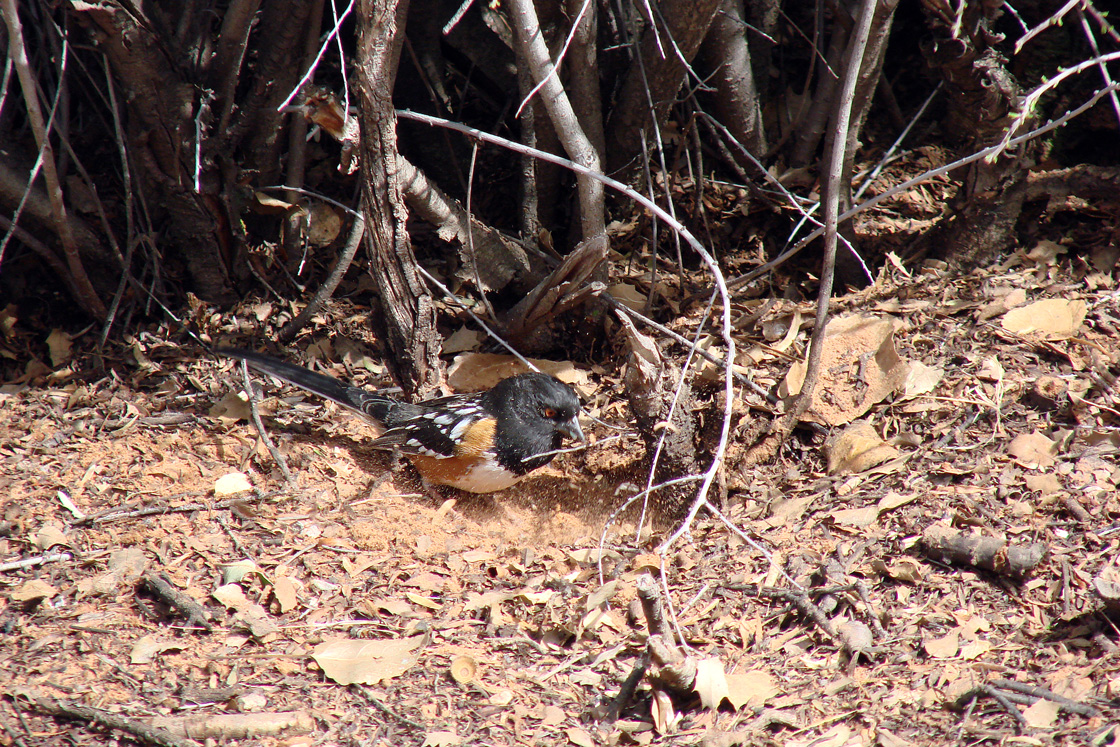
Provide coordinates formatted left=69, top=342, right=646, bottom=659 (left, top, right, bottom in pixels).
left=542, top=407, right=557, bottom=419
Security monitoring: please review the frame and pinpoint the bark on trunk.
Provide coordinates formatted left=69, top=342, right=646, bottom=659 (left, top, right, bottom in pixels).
left=356, top=0, right=442, bottom=397
left=605, top=0, right=723, bottom=180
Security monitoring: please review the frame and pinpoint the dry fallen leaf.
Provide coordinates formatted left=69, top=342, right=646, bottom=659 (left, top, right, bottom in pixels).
left=12, top=580, right=59, bottom=602
left=782, top=315, right=905, bottom=426
left=877, top=492, right=918, bottom=512
left=923, top=630, right=959, bottom=659
left=585, top=580, right=620, bottom=611
left=442, top=327, right=482, bottom=355
left=608, top=283, right=647, bottom=311
left=897, top=360, right=943, bottom=399
left=33, top=524, right=69, bottom=550
left=304, top=203, right=342, bottom=247
left=539, top=705, right=565, bottom=726
left=214, top=472, right=254, bottom=496
left=724, top=669, right=777, bottom=709
left=786, top=724, right=856, bottom=747
left=209, top=391, right=253, bottom=423
left=130, top=634, right=184, bottom=664
left=650, top=690, right=678, bottom=735
left=422, top=731, right=461, bottom=747
left=830, top=505, right=881, bottom=528
left=222, top=559, right=260, bottom=584
left=213, top=584, right=253, bottom=611
left=1025, top=239, right=1066, bottom=265
left=872, top=558, right=923, bottom=583
left=1002, top=298, right=1086, bottom=338
left=47, top=328, right=73, bottom=367
left=1022, top=697, right=1060, bottom=729
left=312, top=636, right=424, bottom=686
left=826, top=421, right=900, bottom=475
left=959, top=639, right=991, bottom=660
left=1007, top=431, right=1058, bottom=469
left=767, top=495, right=814, bottom=526
left=447, top=353, right=588, bottom=391
left=694, top=657, right=731, bottom=709
left=567, top=727, right=596, bottom=747
left=272, top=576, right=299, bottom=613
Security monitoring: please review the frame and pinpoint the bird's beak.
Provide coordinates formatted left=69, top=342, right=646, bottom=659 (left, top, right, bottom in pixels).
left=558, top=415, right=586, bottom=443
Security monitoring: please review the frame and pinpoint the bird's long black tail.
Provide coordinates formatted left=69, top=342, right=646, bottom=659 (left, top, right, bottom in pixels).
left=215, top=348, right=396, bottom=423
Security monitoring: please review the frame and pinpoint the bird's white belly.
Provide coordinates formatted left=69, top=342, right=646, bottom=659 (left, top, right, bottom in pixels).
left=448, top=460, right=523, bottom=493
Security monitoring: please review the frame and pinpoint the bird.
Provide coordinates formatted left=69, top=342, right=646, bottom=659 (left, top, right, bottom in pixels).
left=216, top=348, right=585, bottom=493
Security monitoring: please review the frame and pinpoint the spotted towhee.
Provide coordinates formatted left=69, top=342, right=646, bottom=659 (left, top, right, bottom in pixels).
left=217, top=349, right=585, bottom=493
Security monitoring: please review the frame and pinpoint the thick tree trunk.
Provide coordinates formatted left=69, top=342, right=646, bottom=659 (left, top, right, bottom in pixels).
left=917, top=0, right=1036, bottom=268
left=69, top=1, right=237, bottom=305
left=701, top=0, right=766, bottom=160
left=356, top=0, right=442, bottom=397
left=605, top=0, right=722, bottom=180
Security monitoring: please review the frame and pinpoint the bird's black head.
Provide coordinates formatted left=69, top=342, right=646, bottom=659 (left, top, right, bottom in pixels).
left=484, top=372, right=585, bottom=474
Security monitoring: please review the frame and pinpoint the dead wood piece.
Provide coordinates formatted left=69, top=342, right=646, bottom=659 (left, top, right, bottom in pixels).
left=617, top=312, right=700, bottom=517
left=920, top=526, right=1047, bottom=579
left=501, top=233, right=608, bottom=345
left=398, top=157, right=534, bottom=293
left=12, top=689, right=196, bottom=747
left=68, top=2, right=237, bottom=305
left=599, top=651, right=649, bottom=724
left=978, top=684, right=1030, bottom=726
left=177, top=686, right=243, bottom=705
left=953, top=678, right=1102, bottom=726
left=757, top=586, right=838, bottom=642
left=721, top=581, right=846, bottom=643
left=646, top=634, right=697, bottom=693
left=633, top=575, right=698, bottom=695
left=1023, top=164, right=1120, bottom=204
left=605, top=0, right=723, bottom=180
left=149, top=711, right=314, bottom=740
left=509, top=0, right=605, bottom=241
left=1093, top=566, right=1120, bottom=610
left=140, top=572, right=213, bottom=631
left=1, top=2, right=108, bottom=319
left=236, top=359, right=295, bottom=484
left=699, top=0, right=766, bottom=161
left=636, top=574, right=673, bottom=640
left=1061, top=495, right=1093, bottom=524
left=989, top=679, right=1102, bottom=718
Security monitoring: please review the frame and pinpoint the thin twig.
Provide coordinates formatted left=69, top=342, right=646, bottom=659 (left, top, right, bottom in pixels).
left=979, top=684, right=1029, bottom=726
left=351, top=685, right=424, bottom=730
left=74, top=493, right=276, bottom=526
left=278, top=215, right=365, bottom=342
left=0, top=552, right=73, bottom=573
left=990, top=679, right=1102, bottom=718
left=239, top=359, right=295, bottom=485
left=140, top=572, right=213, bottom=631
